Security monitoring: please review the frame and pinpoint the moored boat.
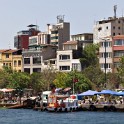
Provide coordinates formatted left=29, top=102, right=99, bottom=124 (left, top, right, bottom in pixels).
left=47, top=94, right=79, bottom=112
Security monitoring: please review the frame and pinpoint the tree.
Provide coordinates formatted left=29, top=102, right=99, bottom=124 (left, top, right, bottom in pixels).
left=53, top=72, right=68, bottom=88
left=80, top=44, right=99, bottom=69
left=117, top=56, right=124, bottom=87
left=83, top=65, right=104, bottom=90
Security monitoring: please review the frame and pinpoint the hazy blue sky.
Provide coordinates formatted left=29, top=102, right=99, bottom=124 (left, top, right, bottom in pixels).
left=0, top=0, right=123, bottom=49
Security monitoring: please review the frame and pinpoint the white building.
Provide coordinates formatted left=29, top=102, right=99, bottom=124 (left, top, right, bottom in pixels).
left=93, top=17, right=124, bottom=43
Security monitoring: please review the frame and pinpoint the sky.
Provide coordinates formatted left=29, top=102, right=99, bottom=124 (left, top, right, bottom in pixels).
left=0, top=0, right=124, bottom=49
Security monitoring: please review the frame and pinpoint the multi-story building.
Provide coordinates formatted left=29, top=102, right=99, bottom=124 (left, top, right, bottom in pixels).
left=28, top=32, right=50, bottom=49
left=22, top=45, right=57, bottom=74
left=57, top=41, right=83, bottom=72
left=93, top=17, right=124, bottom=43
left=50, top=15, right=70, bottom=50
left=71, top=33, right=93, bottom=41
left=99, top=37, right=113, bottom=73
left=0, top=49, right=22, bottom=72
left=14, top=24, right=40, bottom=49
left=112, top=35, right=124, bottom=73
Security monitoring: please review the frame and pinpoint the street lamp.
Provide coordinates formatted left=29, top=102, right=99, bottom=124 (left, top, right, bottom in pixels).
left=104, top=39, right=107, bottom=88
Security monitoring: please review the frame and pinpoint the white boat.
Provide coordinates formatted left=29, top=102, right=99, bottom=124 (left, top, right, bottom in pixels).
left=47, top=94, right=79, bottom=112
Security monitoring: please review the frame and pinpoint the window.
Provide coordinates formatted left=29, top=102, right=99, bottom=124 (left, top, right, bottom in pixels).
left=101, top=52, right=111, bottom=58
left=50, top=60, right=55, bottom=64
left=18, top=60, right=21, bottom=66
left=114, top=51, right=124, bottom=57
left=72, top=63, right=80, bottom=71
left=59, top=55, right=70, bottom=60
left=24, top=58, right=30, bottom=64
left=33, top=57, right=41, bottom=64
left=113, top=26, right=115, bottom=29
left=113, top=33, right=115, bottom=36
left=101, top=63, right=111, bottom=69
left=14, top=60, right=17, bottom=67
left=106, top=26, right=108, bottom=29
left=33, top=68, right=41, bottom=72
left=6, top=54, right=9, bottom=58
left=59, top=66, right=70, bottom=70
left=101, top=41, right=111, bottom=47
left=118, top=33, right=120, bottom=35
left=9, top=63, right=11, bottom=67
left=114, top=62, right=120, bottom=68
left=118, top=20, right=121, bottom=23
left=118, top=27, right=120, bottom=29
left=24, top=68, right=30, bottom=73
left=114, top=39, right=124, bottom=46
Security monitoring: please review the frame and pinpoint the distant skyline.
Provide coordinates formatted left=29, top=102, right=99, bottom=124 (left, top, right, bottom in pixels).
left=0, top=0, right=123, bottom=49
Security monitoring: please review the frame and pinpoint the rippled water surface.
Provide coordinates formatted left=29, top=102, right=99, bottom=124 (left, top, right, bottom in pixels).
left=0, top=109, right=124, bottom=124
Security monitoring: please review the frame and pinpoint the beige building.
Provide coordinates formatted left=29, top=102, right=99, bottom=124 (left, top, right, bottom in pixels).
left=0, top=49, right=22, bottom=72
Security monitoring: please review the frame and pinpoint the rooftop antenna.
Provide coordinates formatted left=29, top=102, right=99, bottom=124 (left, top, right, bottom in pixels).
left=114, top=5, right=117, bottom=18
left=122, top=9, right=123, bottom=17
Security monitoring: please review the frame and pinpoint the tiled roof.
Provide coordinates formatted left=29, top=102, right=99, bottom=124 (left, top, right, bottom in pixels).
left=0, top=49, right=18, bottom=53
left=63, top=41, right=78, bottom=45
left=0, top=49, right=8, bottom=53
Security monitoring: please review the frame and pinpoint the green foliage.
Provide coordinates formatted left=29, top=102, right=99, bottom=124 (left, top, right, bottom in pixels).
left=80, top=44, right=99, bottom=69
left=83, top=65, right=104, bottom=90
left=53, top=72, right=68, bottom=88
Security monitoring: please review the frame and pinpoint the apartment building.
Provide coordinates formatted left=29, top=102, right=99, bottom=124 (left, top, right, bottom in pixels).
left=22, top=45, right=57, bottom=74
left=0, top=49, right=22, bottom=72
left=93, top=17, right=124, bottom=43
left=14, top=24, right=40, bottom=49
left=50, top=15, right=70, bottom=50
left=112, top=35, right=124, bottom=73
left=99, top=37, right=113, bottom=73
left=57, top=41, right=83, bottom=72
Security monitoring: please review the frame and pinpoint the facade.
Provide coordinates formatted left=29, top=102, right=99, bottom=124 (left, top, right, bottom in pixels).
left=112, top=35, right=124, bottom=73
left=28, top=32, right=50, bottom=48
left=22, top=45, right=57, bottom=74
left=93, top=17, right=124, bottom=43
left=57, top=50, right=81, bottom=72
left=50, top=16, right=70, bottom=50
left=14, top=25, right=40, bottom=49
left=99, top=37, right=113, bottom=73
left=71, top=33, right=93, bottom=41
left=0, top=49, right=22, bottom=72
left=57, top=41, right=83, bottom=72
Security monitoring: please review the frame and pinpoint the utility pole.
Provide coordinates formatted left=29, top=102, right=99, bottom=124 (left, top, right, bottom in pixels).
left=104, top=39, right=107, bottom=88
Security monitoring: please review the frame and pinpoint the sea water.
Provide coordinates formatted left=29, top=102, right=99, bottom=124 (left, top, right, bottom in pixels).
left=0, top=109, right=123, bottom=124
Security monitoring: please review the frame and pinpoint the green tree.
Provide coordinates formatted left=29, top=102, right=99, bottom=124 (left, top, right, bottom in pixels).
left=117, top=56, right=124, bottom=87
left=83, top=65, right=104, bottom=90
left=80, top=44, right=99, bottom=69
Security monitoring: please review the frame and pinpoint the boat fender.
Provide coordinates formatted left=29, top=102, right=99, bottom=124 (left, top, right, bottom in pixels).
left=59, top=108, right=62, bottom=112
left=76, top=107, right=78, bottom=111
left=90, top=105, right=97, bottom=111
left=54, top=108, right=57, bottom=112
left=65, top=108, right=67, bottom=112
left=109, top=106, right=117, bottom=112
left=73, top=108, right=75, bottom=111
left=104, top=106, right=109, bottom=112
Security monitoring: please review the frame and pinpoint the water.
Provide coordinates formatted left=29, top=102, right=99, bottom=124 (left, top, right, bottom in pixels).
left=0, top=109, right=123, bottom=124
